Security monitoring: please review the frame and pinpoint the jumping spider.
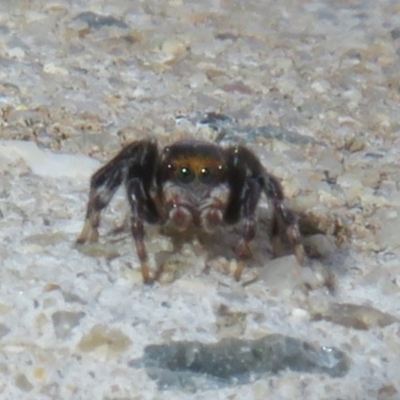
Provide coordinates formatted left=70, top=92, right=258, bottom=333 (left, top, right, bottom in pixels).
left=77, top=139, right=307, bottom=283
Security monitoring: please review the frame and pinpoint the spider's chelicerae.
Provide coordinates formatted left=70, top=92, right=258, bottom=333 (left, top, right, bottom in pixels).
left=77, top=139, right=307, bottom=283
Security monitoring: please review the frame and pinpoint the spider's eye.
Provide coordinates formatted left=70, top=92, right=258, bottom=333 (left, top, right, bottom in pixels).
left=178, top=167, right=195, bottom=184
left=198, top=167, right=214, bottom=184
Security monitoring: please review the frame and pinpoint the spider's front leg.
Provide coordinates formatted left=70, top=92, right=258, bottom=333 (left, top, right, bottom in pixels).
left=225, top=145, right=307, bottom=280
left=125, top=174, right=161, bottom=284
left=76, top=150, right=127, bottom=245
left=263, top=173, right=307, bottom=266
left=77, top=140, right=160, bottom=284
left=224, top=146, right=264, bottom=280
left=233, top=178, right=262, bottom=281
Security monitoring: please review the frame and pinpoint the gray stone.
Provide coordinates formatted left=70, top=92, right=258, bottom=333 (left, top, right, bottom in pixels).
left=132, top=334, right=349, bottom=390
left=74, top=12, right=128, bottom=30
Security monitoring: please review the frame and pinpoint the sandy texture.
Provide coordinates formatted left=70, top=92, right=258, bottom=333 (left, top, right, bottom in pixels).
left=1, top=1, right=400, bottom=399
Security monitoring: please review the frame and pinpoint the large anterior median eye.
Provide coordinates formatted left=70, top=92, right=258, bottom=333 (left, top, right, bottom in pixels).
left=178, top=166, right=195, bottom=183
left=198, top=167, right=214, bottom=184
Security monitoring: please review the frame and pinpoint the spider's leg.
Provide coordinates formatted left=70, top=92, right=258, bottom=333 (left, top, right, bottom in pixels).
left=123, top=142, right=160, bottom=284
left=224, top=147, right=263, bottom=280
left=76, top=140, right=156, bottom=245
left=224, top=145, right=307, bottom=281
left=232, top=179, right=263, bottom=280
left=264, top=174, right=307, bottom=265
left=77, top=161, right=124, bottom=244
left=126, top=177, right=160, bottom=284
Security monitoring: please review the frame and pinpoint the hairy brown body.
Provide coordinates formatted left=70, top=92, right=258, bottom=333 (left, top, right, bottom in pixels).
left=77, top=139, right=306, bottom=284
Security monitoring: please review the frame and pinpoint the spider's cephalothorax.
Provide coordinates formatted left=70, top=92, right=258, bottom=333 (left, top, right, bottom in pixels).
left=77, top=139, right=306, bottom=283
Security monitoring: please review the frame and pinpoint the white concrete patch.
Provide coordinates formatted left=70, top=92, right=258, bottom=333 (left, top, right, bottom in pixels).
left=0, top=140, right=100, bottom=178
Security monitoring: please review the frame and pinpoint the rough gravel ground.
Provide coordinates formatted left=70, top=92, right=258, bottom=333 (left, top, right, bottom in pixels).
left=1, top=1, right=400, bottom=399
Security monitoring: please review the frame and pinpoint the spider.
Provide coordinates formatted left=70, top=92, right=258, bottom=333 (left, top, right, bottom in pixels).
left=77, top=139, right=307, bottom=283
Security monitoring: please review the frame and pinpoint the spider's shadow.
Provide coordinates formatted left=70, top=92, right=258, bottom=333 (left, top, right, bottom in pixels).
left=106, top=204, right=345, bottom=282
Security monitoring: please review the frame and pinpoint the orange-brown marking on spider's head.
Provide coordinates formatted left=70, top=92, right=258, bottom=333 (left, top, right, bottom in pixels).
left=173, top=154, right=223, bottom=174
left=171, top=154, right=225, bottom=185
left=169, top=152, right=225, bottom=185
left=161, top=141, right=227, bottom=185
